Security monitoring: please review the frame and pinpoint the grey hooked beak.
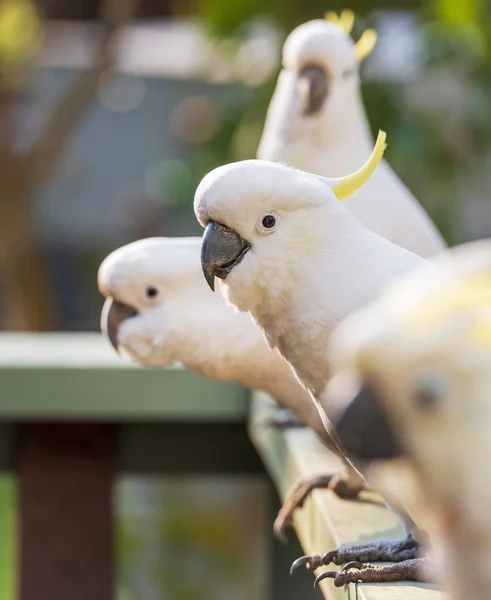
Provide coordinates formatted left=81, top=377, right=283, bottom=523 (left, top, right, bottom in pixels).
left=298, top=65, right=329, bottom=116
left=101, top=298, right=138, bottom=352
left=200, top=221, right=251, bottom=292
left=331, top=383, right=403, bottom=462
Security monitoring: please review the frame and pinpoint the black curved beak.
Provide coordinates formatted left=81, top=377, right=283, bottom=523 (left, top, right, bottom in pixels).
left=101, top=298, right=138, bottom=351
left=331, top=383, right=403, bottom=462
left=298, top=65, right=329, bottom=116
left=200, top=221, right=251, bottom=292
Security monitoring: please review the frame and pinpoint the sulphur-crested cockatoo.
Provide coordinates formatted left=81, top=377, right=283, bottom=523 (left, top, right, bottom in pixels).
left=196, top=131, right=435, bottom=584
left=98, top=237, right=322, bottom=430
left=258, top=11, right=445, bottom=258
left=323, top=239, right=491, bottom=595
left=98, top=236, right=365, bottom=538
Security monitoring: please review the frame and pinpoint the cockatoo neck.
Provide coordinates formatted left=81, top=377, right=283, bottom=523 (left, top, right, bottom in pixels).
left=248, top=216, right=425, bottom=396
left=162, top=290, right=319, bottom=420
left=315, top=87, right=374, bottom=174
left=176, top=295, right=333, bottom=442
left=258, top=70, right=374, bottom=177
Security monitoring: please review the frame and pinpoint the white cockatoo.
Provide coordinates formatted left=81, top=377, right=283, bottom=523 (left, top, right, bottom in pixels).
left=98, top=237, right=323, bottom=433
left=323, top=239, right=491, bottom=597
left=97, top=236, right=365, bottom=537
left=258, top=12, right=445, bottom=258
left=195, top=131, right=437, bottom=584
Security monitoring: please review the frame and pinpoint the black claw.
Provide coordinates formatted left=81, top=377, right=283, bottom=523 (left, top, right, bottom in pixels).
left=313, top=571, right=338, bottom=587
left=290, top=555, right=312, bottom=575
left=322, top=551, right=337, bottom=566
left=341, top=560, right=365, bottom=571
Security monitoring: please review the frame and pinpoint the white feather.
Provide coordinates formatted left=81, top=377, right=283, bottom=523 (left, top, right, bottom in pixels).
left=195, top=159, right=427, bottom=395
left=327, top=239, right=491, bottom=599
left=257, top=19, right=446, bottom=258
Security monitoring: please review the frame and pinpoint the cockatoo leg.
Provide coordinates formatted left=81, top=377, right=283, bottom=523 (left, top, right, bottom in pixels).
left=273, top=469, right=366, bottom=541
left=291, top=534, right=420, bottom=574
left=313, top=556, right=430, bottom=587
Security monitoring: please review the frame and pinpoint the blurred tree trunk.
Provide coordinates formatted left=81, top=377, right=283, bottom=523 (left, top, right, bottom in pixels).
left=0, top=0, right=136, bottom=331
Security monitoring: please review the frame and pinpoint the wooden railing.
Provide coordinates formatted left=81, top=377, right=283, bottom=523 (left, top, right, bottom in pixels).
left=0, top=333, right=447, bottom=600
left=248, top=392, right=447, bottom=600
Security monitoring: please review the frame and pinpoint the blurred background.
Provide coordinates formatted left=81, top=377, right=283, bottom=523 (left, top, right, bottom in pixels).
left=0, top=0, right=490, bottom=598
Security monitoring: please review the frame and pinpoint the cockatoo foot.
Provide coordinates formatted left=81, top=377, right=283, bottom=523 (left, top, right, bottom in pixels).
left=273, top=470, right=365, bottom=542
left=290, top=534, right=420, bottom=573
left=313, top=557, right=429, bottom=587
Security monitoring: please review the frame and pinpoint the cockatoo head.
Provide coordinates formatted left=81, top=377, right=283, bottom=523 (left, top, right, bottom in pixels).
left=281, top=12, right=377, bottom=117
left=196, top=131, right=386, bottom=315
left=98, top=237, right=229, bottom=367
left=325, top=240, right=491, bottom=538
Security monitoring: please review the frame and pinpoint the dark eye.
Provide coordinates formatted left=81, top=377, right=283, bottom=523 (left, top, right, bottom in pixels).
left=146, top=286, right=158, bottom=298
left=415, top=382, right=440, bottom=411
left=262, top=214, right=276, bottom=229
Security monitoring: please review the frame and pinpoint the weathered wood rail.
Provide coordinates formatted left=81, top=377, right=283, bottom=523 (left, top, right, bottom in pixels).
left=0, top=334, right=447, bottom=600
left=249, top=392, right=447, bottom=600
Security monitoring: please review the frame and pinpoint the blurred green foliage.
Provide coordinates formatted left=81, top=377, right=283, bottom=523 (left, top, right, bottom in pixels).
left=0, top=0, right=41, bottom=89
left=190, top=0, right=418, bottom=37
left=0, top=477, right=15, bottom=600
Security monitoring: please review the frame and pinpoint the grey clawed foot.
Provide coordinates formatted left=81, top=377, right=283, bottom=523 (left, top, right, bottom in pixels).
left=313, top=557, right=429, bottom=587
left=274, top=471, right=365, bottom=542
left=290, top=534, right=420, bottom=573
left=274, top=474, right=336, bottom=542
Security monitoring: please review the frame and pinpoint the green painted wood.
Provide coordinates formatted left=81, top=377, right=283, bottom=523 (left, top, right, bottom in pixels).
left=0, top=334, right=248, bottom=420
left=248, top=392, right=447, bottom=600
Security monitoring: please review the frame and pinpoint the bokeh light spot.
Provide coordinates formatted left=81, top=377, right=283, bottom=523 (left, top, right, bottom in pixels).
left=98, top=71, right=147, bottom=113
left=170, top=95, right=218, bottom=145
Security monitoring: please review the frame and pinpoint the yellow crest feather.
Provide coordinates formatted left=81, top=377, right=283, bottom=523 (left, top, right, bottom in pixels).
left=324, top=10, right=377, bottom=62
left=332, top=130, right=386, bottom=201
left=354, top=28, right=378, bottom=62
left=324, top=9, right=355, bottom=35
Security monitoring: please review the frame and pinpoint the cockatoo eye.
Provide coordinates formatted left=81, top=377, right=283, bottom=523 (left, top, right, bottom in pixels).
left=257, top=212, right=278, bottom=234
left=414, top=373, right=444, bottom=412
left=146, top=286, right=158, bottom=298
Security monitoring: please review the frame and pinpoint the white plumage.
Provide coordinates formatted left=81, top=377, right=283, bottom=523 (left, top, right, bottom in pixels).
left=326, top=239, right=491, bottom=599
left=258, top=18, right=445, bottom=257
left=195, top=154, right=427, bottom=397
left=195, top=141, right=440, bottom=582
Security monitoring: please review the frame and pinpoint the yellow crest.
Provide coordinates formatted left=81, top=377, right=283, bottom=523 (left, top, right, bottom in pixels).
left=326, top=130, right=387, bottom=201
left=324, top=9, right=377, bottom=62
left=324, top=9, right=355, bottom=35
left=354, top=28, right=378, bottom=62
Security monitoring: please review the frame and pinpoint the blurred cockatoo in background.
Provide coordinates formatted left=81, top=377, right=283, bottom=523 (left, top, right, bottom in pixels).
left=324, top=239, right=491, bottom=596
left=258, top=11, right=445, bottom=258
